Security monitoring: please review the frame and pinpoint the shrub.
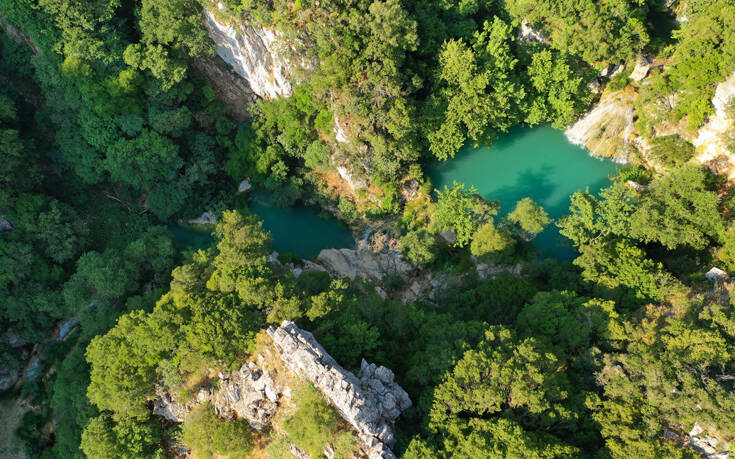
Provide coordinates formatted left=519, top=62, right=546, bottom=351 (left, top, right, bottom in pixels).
left=284, top=385, right=357, bottom=458
left=181, top=404, right=254, bottom=459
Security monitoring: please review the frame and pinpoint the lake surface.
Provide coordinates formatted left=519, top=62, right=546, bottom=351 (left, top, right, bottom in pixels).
left=249, top=198, right=354, bottom=258
left=169, top=198, right=354, bottom=259
left=427, top=125, right=618, bottom=259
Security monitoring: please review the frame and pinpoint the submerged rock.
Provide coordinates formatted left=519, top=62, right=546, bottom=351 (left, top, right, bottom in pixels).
left=0, top=367, right=19, bottom=392
left=203, top=9, right=292, bottom=100
left=268, top=321, right=411, bottom=459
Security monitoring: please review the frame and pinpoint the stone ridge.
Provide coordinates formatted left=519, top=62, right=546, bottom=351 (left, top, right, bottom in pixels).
left=267, top=321, right=412, bottom=459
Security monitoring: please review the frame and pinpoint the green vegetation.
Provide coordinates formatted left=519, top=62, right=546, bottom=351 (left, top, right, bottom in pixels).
left=181, top=404, right=254, bottom=459
left=284, top=385, right=357, bottom=458
left=2, top=0, right=735, bottom=458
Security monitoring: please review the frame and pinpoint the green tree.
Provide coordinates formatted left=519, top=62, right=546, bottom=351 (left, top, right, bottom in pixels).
left=508, top=198, right=551, bottom=239
left=470, top=221, right=514, bottom=257
left=433, top=182, right=496, bottom=247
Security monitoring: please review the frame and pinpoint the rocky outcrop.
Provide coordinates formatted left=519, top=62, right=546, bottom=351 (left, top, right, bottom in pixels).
left=317, top=248, right=415, bottom=285
left=630, top=55, right=654, bottom=82
left=214, top=362, right=280, bottom=431
left=694, top=72, right=735, bottom=180
left=566, top=88, right=637, bottom=162
left=153, top=386, right=196, bottom=423
left=517, top=20, right=547, bottom=44
left=689, top=422, right=730, bottom=459
left=153, top=363, right=280, bottom=431
left=237, top=178, right=252, bottom=193
left=268, top=321, right=411, bottom=459
left=203, top=9, right=292, bottom=100
left=188, top=211, right=217, bottom=226
left=0, top=14, right=40, bottom=55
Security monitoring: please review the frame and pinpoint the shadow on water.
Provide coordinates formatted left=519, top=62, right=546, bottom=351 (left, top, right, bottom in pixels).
left=485, top=165, right=558, bottom=213
left=427, top=125, right=617, bottom=260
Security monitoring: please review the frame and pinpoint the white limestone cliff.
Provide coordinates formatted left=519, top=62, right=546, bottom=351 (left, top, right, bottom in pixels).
left=693, top=72, right=735, bottom=180
left=565, top=89, right=637, bottom=162
left=203, top=9, right=292, bottom=100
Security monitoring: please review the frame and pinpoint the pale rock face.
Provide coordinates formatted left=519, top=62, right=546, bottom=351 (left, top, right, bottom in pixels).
left=336, top=165, right=366, bottom=191
left=153, top=362, right=280, bottom=431
left=705, top=267, right=729, bottom=283
left=565, top=89, right=637, bottom=162
left=188, top=211, right=217, bottom=226
left=694, top=72, right=735, bottom=180
left=237, top=178, right=252, bottom=193
left=267, top=321, right=412, bottom=459
left=317, top=248, right=415, bottom=285
left=688, top=422, right=730, bottom=459
left=517, top=20, right=547, bottom=44
left=630, top=55, right=654, bottom=82
left=334, top=114, right=350, bottom=143
left=153, top=386, right=194, bottom=422
left=203, top=9, right=292, bottom=100
left=214, top=362, right=280, bottom=431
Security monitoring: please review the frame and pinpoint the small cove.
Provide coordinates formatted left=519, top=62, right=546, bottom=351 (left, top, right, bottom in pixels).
left=427, top=125, right=618, bottom=260
left=169, top=198, right=354, bottom=259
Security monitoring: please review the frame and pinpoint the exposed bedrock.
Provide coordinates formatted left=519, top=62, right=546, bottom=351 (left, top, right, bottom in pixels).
left=268, top=321, right=412, bottom=459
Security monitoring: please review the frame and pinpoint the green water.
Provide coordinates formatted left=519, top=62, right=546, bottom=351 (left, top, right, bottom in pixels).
left=428, top=125, right=618, bottom=259
left=249, top=198, right=354, bottom=258
left=168, top=224, right=215, bottom=250
left=169, top=199, right=354, bottom=259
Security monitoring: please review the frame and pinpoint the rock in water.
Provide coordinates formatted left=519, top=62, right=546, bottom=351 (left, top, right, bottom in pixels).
left=203, top=9, right=292, bottom=100
left=268, top=321, right=412, bottom=459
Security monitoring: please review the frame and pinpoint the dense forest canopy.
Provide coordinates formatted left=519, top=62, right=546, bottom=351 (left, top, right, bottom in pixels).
left=1, top=0, right=735, bottom=458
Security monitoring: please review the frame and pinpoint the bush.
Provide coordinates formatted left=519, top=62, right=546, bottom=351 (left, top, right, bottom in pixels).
left=284, top=385, right=357, bottom=458
left=181, top=404, right=254, bottom=459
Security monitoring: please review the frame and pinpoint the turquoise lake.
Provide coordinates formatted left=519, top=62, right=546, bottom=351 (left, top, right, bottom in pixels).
left=169, top=199, right=354, bottom=259
left=428, top=125, right=618, bottom=259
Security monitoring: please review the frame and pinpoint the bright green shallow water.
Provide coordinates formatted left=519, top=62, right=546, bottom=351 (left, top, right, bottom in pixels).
left=169, top=199, right=354, bottom=259
left=428, top=125, right=618, bottom=260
